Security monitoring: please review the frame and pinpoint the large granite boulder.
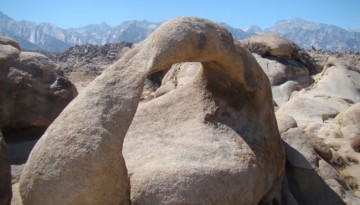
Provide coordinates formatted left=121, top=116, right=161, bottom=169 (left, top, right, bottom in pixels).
left=20, top=17, right=285, bottom=205
left=0, top=38, right=77, bottom=137
left=241, top=34, right=322, bottom=106
left=242, top=34, right=321, bottom=75
left=242, top=34, right=297, bottom=58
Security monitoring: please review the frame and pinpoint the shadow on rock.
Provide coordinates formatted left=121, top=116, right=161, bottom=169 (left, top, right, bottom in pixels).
left=283, top=141, right=346, bottom=205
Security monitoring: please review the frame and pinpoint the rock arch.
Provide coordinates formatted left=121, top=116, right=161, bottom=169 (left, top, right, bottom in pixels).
left=19, top=17, right=285, bottom=205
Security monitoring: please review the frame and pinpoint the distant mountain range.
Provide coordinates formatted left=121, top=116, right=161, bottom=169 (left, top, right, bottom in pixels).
left=1, top=12, right=359, bottom=52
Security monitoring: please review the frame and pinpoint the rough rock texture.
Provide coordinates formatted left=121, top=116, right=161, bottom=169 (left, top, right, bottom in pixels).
left=0, top=41, right=78, bottom=137
left=0, top=130, right=12, bottom=205
left=20, top=17, right=285, bottom=205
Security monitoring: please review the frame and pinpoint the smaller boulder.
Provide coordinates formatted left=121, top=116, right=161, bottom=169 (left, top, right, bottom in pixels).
left=0, top=36, right=21, bottom=51
left=335, top=103, right=360, bottom=139
left=0, top=45, right=20, bottom=68
left=253, top=53, right=311, bottom=86
left=243, top=34, right=297, bottom=58
left=0, top=50, right=78, bottom=136
left=276, top=113, right=298, bottom=134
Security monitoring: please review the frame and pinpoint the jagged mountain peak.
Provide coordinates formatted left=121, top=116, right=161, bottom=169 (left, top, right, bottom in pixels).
left=242, top=25, right=263, bottom=34
left=1, top=12, right=359, bottom=52
left=75, top=23, right=113, bottom=34
left=0, top=12, right=158, bottom=52
left=117, top=20, right=159, bottom=30
left=266, top=18, right=360, bottom=51
left=269, top=18, right=343, bottom=31
left=79, top=22, right=112, bottom=29
left=219, top=23, right=251, bottom=39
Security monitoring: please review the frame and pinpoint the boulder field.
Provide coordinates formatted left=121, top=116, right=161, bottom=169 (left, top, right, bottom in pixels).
left=0, top=17, right=358, bottom=205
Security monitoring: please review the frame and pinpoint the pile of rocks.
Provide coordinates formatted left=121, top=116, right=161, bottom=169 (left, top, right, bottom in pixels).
left=45, top=42, right=133, bottom=93
left=52, top=42, right=133, bottom=75
left=241, top=33, right=360, bottom=204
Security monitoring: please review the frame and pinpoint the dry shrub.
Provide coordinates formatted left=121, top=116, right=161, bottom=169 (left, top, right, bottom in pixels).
left=331, top=153, right=348, bottom=169
left=339, top=170, right=359, bottom=191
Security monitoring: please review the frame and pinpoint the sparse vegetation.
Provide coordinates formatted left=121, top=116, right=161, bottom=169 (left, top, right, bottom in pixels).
left=340, top=170, right=359, bottom=191
left=321, top=114, right=329, bottom=122
left=331, top=153, right=348, bottom=170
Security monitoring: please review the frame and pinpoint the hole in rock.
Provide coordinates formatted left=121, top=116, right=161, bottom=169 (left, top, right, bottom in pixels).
left=142, top=62, right=202, bottom=101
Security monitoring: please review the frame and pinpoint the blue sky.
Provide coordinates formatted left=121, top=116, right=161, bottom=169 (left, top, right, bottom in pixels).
left=1, top=0, right=360, bottom=29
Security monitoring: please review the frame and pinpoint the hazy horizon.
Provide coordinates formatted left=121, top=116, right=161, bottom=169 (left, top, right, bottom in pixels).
left=1, top=0, right=360, bottom=30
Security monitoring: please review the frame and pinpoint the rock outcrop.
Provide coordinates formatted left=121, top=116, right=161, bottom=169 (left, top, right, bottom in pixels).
left=0, top=37, right=78, bottom=139
left=277, top=56, right=360, bottom=128
left=242, top=34, right=321, bottom=75
left=276, top=112, right=359, bottom=205
left=0, top=39, right=19, bottom=68
left=242, top=34, right=298, bottom=58
left=275, top=53, right=360, bottom=204
left=309, top=103, right=360, bottom=200
left=241, top=34, right=321, bottom=106
left=20, top=17, right=285, bottom=205
left=0, top=130, right=12, bottom=205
